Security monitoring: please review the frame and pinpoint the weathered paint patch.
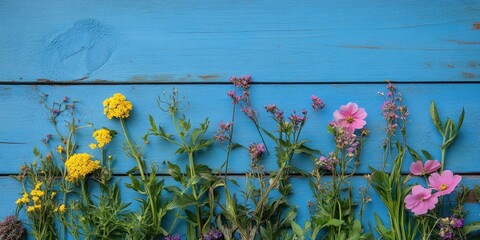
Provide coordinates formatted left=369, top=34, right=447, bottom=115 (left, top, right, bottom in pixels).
left=42, top=19, right=117, bottom=80
left=447, top=39, right=480, bottom=45
left=463, top=72, right=477, bottom=78
left=129, top=74, right=193, bottom=82
left=198, top=75, right=220, bottom=80
left=473, top=22, right=480, bottom=30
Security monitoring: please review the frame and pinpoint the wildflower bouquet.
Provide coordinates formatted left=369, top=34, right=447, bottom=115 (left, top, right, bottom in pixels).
left=370, top=83, right=480, bottom=240
left=3, top=77, right=479, bottom=240
left=301, top=102, right=372, bottom=240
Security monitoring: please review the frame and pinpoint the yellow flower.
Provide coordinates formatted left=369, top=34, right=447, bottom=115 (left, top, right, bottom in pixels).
left=15, top=198, right=22, bottom=205
left=89, top=143, right=97, bottom=149
left=51, top=192, right=57, bottom=198
left=65, top=153, right=100, bottom=182
left=58, top=204, right=66, bottom=213
left=32, top=196, right=39, bottom=203
left=57, top=145, right=64, bottom=153
left=27, top=206, right=35, bottom=213
left=30, top=189, right=45, bottom=197
left=92, top=129, right=112, bottom=148
left=34, top=182, right=42, bottom=190
left=103, top=93, right=133, bottom=119
left=34, top=204, right=41, bottom=209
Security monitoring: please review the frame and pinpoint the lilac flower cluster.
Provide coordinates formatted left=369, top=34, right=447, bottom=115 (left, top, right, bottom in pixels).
left=379, top=82, right=408, bottom=138
left=202, top=229, right=223, bottom=240
left=438, top=216, right=464, bottom=240
left=214, top=121, right=233, bottom=144
left=265, top=104, right=284, bottom=123
left=227, top=75, right=260, bottom=123
left=164, top=235, right=180, bottom=240
left=329, top=121, right=360, bottom=157
left=41, top=134, right=53, bottom=144
left=316, top=153, right=338, bottom=171
left=288, top=110, right=307, bottom=130
left=248, top=143, right=265, bottom=160
left=311, top=95, right=325, bottom=111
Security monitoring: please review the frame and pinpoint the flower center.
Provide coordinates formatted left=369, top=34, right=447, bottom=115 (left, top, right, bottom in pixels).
left=346, top=116, right=354, bottom=123
left=440, top=184, right=448, bottom=191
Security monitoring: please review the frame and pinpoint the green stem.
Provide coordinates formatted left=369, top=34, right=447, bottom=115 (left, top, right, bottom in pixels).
left=80, top=178, right=91, bottom=206
left=254, top=165, right=286, bottom=214
left=120, top=118, right=146, bottom=181
left=188, top=152, right=202, bottom=237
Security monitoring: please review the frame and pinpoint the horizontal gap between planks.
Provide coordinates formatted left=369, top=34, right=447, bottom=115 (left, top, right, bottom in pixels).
left=1, top=80, right=480, bottom=86
left=2, top=172, right=480, bottom=178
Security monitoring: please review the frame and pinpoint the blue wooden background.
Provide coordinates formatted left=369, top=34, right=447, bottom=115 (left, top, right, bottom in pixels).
left=1, top=0, right=480, bottom=238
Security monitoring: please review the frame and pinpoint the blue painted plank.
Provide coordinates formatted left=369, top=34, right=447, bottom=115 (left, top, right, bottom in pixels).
left=0, top=83, right=479, bottom=174
left=1, top=176, right=479, bottom=239
left=0, top=1, right=479, bottom=82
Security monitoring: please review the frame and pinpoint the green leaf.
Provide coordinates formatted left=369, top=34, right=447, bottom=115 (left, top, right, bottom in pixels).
left=167, top=162, right=183, bottom=183
left=421, top=150, right=434, bottom=160
left=456, top=108, right=465, bottom=134
left=291, top=221, right=303, bottom=237
left=464, top=222, right=480, bottom=235
left=263, top=128, right=278, bottom=142
left=148, top=115, right=157, bottom=132
left=474, top=184, right=480, bottom=202
left=407, top=146, right=422, bottom=161
left=430, top=101, right=443, bottom=135
left=321, top=219, right=344, bottom=228
left=33, top=147, right=40, bottom=157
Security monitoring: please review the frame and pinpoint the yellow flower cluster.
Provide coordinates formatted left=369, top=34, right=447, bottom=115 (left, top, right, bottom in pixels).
left=103, top=93, right=133, bottom=119
left=54, top=204, right=66, bottom=213
left=65, top=153, right=100, bottom=182
left=18, top=182, right=45, bottom=213
left=89, top=129, right=112, bottom=149
left=15, top=192, right=29, bottom=205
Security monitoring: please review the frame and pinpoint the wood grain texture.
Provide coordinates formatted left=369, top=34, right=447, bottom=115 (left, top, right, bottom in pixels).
left=0, top=1, right=479, bottom=82
left=0, top=84, right=478, bottom=174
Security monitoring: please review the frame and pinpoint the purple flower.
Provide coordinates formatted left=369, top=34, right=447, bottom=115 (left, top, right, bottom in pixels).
left=230, top=75, right=251, bottom=90
left=453, top=218, right=464, bottom=228
left=317, top=155, right=338, bottom=171
left=265, top=104, right=278, bottom=113
left=241, top=107, right=257, bottom=121
left=311, top=95, right=325, bottom=111
left=214, top=121, right=233, bottom=144
left=164, top=235, right=180, bottom=240
left=203, top=229, right=223, bottom=240
left=248, top=143, right=265, bottom=160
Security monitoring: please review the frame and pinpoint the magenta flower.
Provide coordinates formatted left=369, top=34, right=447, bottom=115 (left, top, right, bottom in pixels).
left=428, top=170, right=462, bottom=197
left=333, top=102, right=367, bottom=132
left=405, top=185, right=438, bottom=216
left=409, top=160, right=441, bottom=176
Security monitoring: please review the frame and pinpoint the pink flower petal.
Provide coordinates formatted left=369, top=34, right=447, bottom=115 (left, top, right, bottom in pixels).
left=410, top=161, right=424, bottom=176
left=424, top=160, right=441, bottom=174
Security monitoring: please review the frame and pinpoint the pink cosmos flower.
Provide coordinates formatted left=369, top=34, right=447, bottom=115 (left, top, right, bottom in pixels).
left=428, top=170, right=462, bottom=197
left=410, top=160, right=441, bottom=176
left=405, top=185, right=438, bottom=216
left=333, top=102, right=367, bottom=132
